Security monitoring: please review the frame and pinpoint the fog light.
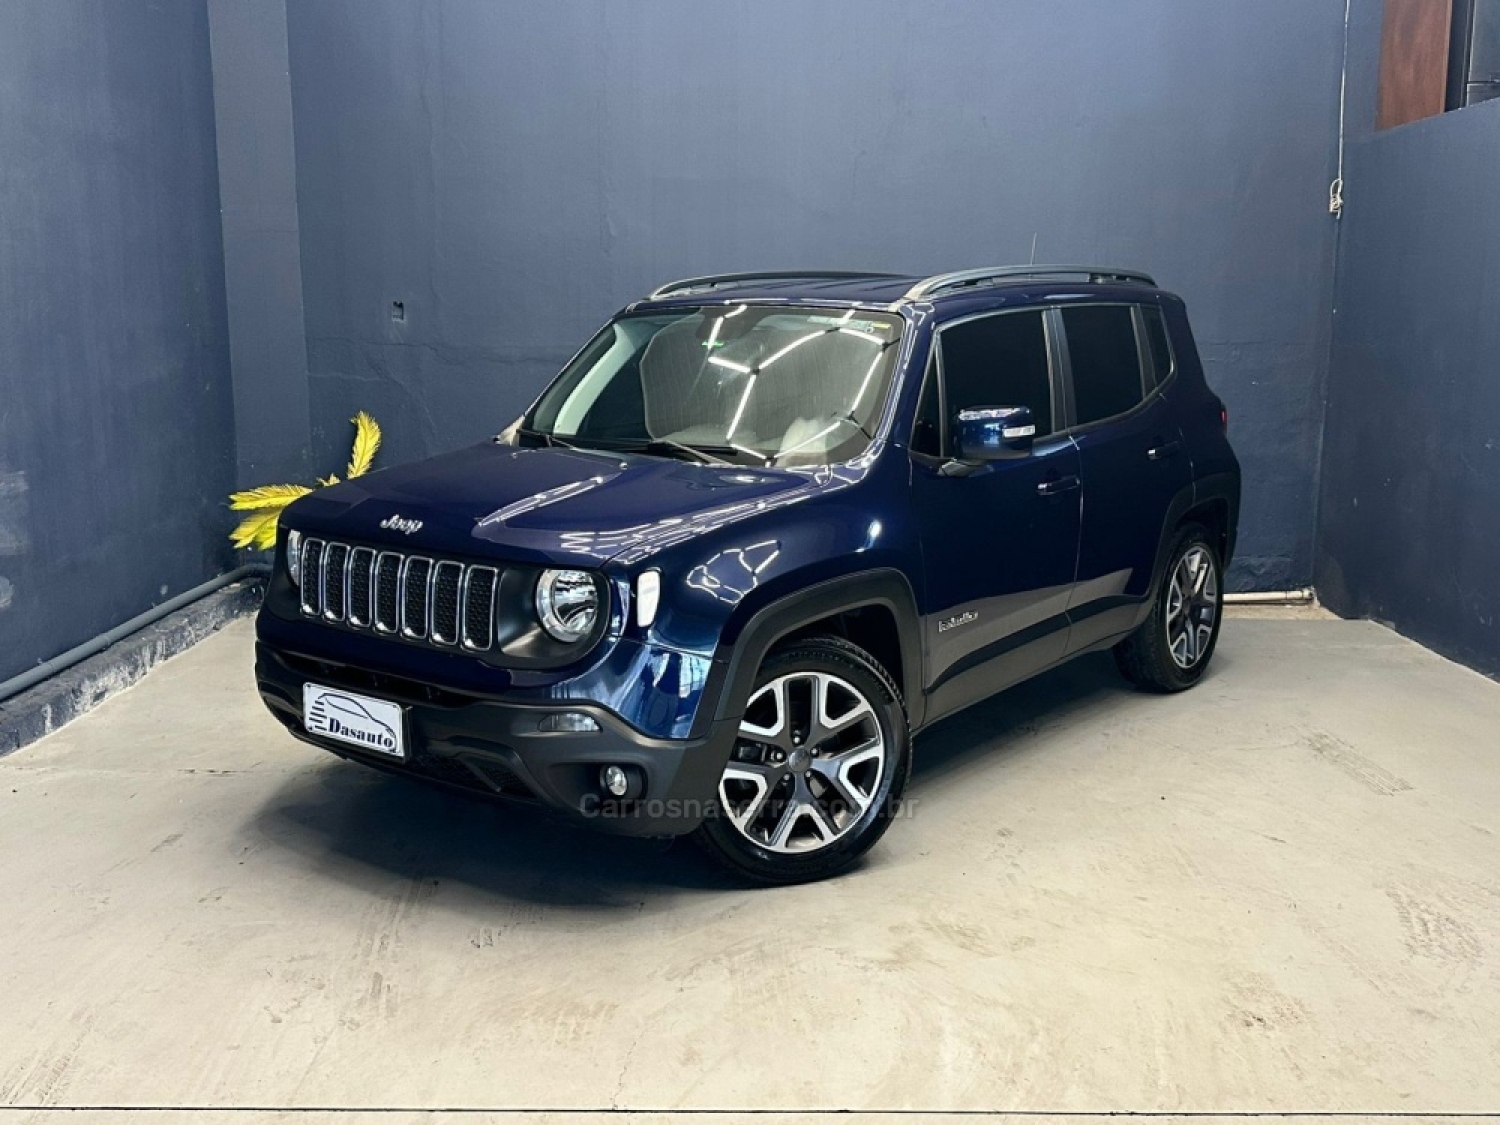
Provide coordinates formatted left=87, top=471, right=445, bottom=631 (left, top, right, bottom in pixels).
left=539, top=711, right=600, bottom=734
left=600, top=765, right=630, bottom=797
left=598, top=764, right=643, bottom=799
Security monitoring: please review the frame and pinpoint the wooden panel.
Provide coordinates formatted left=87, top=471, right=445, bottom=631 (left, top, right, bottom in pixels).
left=1379, top=0, right=1455, bottom=128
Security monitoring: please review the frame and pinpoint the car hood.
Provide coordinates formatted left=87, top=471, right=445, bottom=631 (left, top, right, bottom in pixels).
left=287, top=442, right=867, bottom=567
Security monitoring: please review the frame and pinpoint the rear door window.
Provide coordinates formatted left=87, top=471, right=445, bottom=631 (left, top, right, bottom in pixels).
left=1062, top=305, right=1145, bottom=426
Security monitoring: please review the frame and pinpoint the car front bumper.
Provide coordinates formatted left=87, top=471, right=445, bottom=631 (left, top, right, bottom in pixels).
left=255, top=642, right=739, bottom=837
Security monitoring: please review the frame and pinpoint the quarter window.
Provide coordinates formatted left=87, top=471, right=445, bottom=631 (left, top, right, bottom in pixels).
left=938, top=311, right=1053, bottom=455
left=1141, top=305, right=1173, bottom=388
left=1062, top=305, right=1144, bottom=426
left=910, top=354, right=941, bottom=456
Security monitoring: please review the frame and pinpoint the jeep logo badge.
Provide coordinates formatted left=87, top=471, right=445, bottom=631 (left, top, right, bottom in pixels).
left=380, top=514, right=423, bottom=535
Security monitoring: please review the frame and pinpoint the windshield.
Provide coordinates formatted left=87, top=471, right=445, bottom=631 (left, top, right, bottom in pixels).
left=524, top=305, right=905, bottom=467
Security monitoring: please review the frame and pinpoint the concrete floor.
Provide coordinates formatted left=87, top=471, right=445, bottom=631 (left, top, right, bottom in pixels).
left=2, top=611, right=1499, bottom=1125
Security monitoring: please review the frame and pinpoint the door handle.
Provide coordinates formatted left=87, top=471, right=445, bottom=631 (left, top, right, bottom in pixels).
left=1148, top=440, right=1181, bottom=461
left=1036, top=474, right=1080, bottom=496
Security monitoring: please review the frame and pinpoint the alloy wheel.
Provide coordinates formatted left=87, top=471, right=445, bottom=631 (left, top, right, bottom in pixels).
left=1166, top=544, right=1219, bottom=670
left=719, top=671, right=887, bottom=854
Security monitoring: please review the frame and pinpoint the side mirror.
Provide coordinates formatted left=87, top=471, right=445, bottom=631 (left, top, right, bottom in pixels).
left=955, top=406, right=1036, bottom=461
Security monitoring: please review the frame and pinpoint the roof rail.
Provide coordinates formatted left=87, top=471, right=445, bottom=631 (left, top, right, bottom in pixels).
left=648, top=271, right=903, bottom=300
left=904, top=265, right=1156, bottom=301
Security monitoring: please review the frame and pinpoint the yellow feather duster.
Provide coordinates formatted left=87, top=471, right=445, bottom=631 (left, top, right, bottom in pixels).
left=228, top=483, right=314, bottom=511
left=227, top=413, right=384, bottom=551
left=230, top=508, right=284, bottom=552
left=347, top=412, right=381, bottom=478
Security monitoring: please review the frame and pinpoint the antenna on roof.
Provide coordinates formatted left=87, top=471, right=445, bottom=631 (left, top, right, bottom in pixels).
left=1029, top=234, right=1038, bottom=266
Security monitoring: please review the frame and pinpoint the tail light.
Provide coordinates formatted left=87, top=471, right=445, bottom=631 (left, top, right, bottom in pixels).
left=1219, top=405, right=1228, bottom=433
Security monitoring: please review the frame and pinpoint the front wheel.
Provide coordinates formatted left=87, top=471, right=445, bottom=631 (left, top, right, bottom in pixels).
left=695, top=636, right=911, bottom=885
left=1114, top=524, right=1224, bottom=692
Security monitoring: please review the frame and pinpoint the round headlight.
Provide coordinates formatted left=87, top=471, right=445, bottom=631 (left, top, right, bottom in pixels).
left=286, top=530, right=303, bottom=587
left=535, top=569, right=599, bottom=643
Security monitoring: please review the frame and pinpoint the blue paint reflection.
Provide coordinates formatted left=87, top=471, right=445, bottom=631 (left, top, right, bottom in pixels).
left=686, top=540, right=782, bottom=605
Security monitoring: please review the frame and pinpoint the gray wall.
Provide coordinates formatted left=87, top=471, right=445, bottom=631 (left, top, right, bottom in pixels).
left=1316, top=4, right=1500, bottom=675
left=283, top=0, right=1348, bottom=591
left=0, top=1, right=1379, bottom=687
left=208, top=0, right=313, bottom=488
left=0, top=1, right=235, bottom=682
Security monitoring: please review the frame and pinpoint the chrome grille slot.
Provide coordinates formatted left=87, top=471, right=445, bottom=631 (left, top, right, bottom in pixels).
left=373, top=552, right=402, bottom=633
left=322, top=543, right=349, bottom=621
left=298, top=540, right=502, bottom=653
left=431, top=561, right=463, bottom=646
left=299, top=539, right=325, bottom=616
left=400, top=557, right=433, bottom=640
left=347, top=547, right=375, bottom=627
left=462, top=566, right=497, bottom=651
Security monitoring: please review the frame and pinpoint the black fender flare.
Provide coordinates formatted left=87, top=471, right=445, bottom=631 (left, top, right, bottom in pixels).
left=1194, top=471, right=1241, bottom=566
left=1143, top=481, right=1203, bottom=613
left=691, top=568, right=925, bottom=737
left=1144, top=472, right=1240, bottom=610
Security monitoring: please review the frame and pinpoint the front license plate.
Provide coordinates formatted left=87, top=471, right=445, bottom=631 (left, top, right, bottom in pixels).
left=302, top=683, right=406, bottom=760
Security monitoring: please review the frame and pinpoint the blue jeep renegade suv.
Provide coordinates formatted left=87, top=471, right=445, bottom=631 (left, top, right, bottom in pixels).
left=256, top=266, right=1240, bottom=883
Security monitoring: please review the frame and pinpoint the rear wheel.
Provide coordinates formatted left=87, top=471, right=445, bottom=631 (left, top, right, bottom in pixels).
left=696, top=636, right=911, bottom=885
left=1114, top=524, right=1223, bottom=692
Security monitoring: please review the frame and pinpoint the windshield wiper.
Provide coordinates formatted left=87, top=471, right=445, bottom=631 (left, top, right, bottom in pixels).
left=838, top=412, right=875, bottom=442
left=522, top=429, right=740, bottom=467
left=637, top=439, right=735, bottom=466
left=518, top=427, right=583, bottom=452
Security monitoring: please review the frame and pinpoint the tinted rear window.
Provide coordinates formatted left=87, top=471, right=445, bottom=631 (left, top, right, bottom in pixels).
left=1063, top=305, right=1143, bottom=425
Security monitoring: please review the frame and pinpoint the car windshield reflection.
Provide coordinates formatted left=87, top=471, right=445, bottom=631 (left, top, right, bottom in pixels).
left=522, top=305, right=905, bottom=468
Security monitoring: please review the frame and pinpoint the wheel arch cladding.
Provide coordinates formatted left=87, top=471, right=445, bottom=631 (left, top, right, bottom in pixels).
left=709, top=569, right=924, bottom=731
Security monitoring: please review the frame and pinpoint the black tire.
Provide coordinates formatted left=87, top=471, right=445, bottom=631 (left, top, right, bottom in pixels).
left=1114, top=523, right=1224, bottom=693
left=695, top=635, right=912, bottom=885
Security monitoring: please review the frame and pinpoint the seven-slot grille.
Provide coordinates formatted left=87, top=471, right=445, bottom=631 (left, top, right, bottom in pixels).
left=298, top=538, right=498, bottom=651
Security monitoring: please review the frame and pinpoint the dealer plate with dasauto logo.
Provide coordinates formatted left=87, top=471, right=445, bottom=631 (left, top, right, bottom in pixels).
left=302, top=683, right=406, bottom=760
